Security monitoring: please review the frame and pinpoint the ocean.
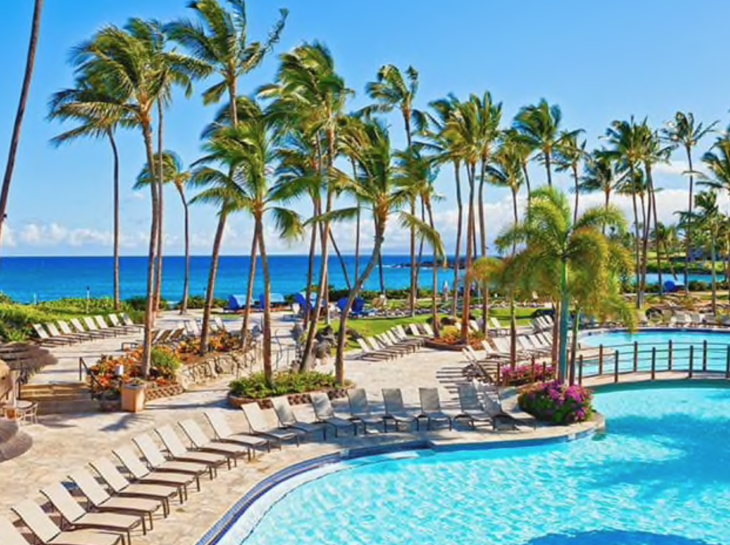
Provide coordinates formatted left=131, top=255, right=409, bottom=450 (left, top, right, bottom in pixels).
left=0, top=256, right=714, bottom=305
left=0, top=255, right=447, bottom=304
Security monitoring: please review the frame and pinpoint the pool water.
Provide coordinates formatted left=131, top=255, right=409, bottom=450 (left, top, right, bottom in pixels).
left=220, top=387, right=730, bottom=545
left=581, top=331, right=730, bottom=376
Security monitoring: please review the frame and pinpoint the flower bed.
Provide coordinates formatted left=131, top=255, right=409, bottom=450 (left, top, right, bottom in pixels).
left=501, top=364, right=556, bottom=386
left=228, top=371, right=351, bottom=408
left=518, top=381, right=593, bottom=425
left=425, top=327, right=485, bottom=350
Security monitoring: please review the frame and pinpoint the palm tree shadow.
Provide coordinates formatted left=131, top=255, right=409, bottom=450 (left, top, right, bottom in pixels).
left=525, top=530, right=717, bottom=545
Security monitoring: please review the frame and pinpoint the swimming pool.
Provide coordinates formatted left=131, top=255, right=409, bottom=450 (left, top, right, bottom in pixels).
left=581, top=330, right=730, bottom=376
left=215, top=386, right=730, bottom=545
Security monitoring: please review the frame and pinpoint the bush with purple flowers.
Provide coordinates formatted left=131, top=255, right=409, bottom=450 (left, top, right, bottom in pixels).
left=501, top=364, right=556, bottom=386
left=518, top=381, right=593, bottom=425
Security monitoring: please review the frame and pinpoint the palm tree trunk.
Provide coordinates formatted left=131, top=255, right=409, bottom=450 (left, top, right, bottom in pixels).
left=478, top=159, right=488, bottom=335
left=711, top=232, right=718, bottom=315
left=545, top=150, right=553, bottom=187
left=646, top=164, right=663, bottom=296
left=240, top=223, right=259, bottom=342
left=426, top=198, right=440, bottom=337
left=256, top=218, right=273, bottom=386
left=200, top=211, right=228, bottom=355
left=351, top=158, right=361, bottom=281
left=522, top=163, right=532, bottom=204
left=569, top=307, right=581, bottom=385
left=685, top=145, right=694, bottom=296
left=334, top=222, right=386, bottom=384
left=154, top=101, right=165, bottom=312
left=303, top=200, right=318, bottom=330
left=551, top=301, right=560, bottom=365
left=558, top=259, right=570, bottom=383
left=378, top=251, right=386, bottom=294
left=572, top=164, right=580, bottom=224
left=602, top=188, right=610, bottom=235
left=414, top=198, right=426, bottom=295
left=452, top=161, right=463, bottom=316
left=177, top=184, right=190, bottom=314
left=141, top=122, right=160, bottom=377
left=639, top=191, right=649, bottom=306
left=511, top=187, right=519, bottom=255
left=109, top=131, right=121, bottom=310
left=409, top=195, right=417, bottom=317
left=630, top=185, right=641, bottom=309
left=509, top=295, right=517, bottom=368
left=329, top=231, right=351, bottom=290
left=0, top=0, right=44, bottom=252
left=461, top=164, right=476, bottom=343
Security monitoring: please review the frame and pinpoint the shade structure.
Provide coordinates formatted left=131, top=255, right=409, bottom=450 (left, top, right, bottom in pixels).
left=259, top=293, right=286, bottom=308
left=337, top=297, right=365, bottom=316
left=227, top=294, right=249, bottom=311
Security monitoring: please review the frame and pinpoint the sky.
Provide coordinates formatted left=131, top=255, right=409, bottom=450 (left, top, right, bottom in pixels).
left=1, top=0, right=729, bottom=257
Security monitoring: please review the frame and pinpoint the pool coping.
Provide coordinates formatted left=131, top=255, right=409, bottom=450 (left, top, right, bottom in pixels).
left=581, top=326, right=730, bottom=339
left=194, top=417, right=604, bottom=545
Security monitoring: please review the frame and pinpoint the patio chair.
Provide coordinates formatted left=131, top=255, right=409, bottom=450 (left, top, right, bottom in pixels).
left=310, top=392, right=358, bottom=436
left=271, top=397, right=326, bottom=439
left=94, top=316, right=126, bottom=336
left=418, top=388, right=452, bottom=430
left=394, top=325, right=425, bottom=346
left=107, top=315, right=139, bottom=335
left=11, top=500, right=124, bottom=545
left=516, top=336, right=549, bottom=357
left=57, top=321, right=96, bottom=343
left=70, top=319, right=108, bottom=340
left=366, top=337, right=407, bottom=357
left=480, top=341, right=511, bottom=362
left=83, top=317, right=116, bottom=338
left=456, top=383, right=495, bottom=429
left=132, top=433, right=214, bottom=481
left=113, top=445, right=197, bottom=498
left=89, top=457, right=180, bottom=511
left=41, top=482, right=144, bottom=544
left=239, top=402, right=302, bottom=446
left=489, top=317, right=507, bottom=336
left=178, top=419, right=250, bottom=464
left=376, top=332, right=416, bottom=354
left=31, top=323, right=70, bottom=346
left=68, top=468, right=163, bottom=528
left=203, top=411, right=271, bottom=453
left=469, top=320, right=481, bottom=333
left=408, top=324, right=426, bottom=337
left=120, top=314, right=143, bottom=331
left=472, top=380, right=527, bottom=430
left=355, top=338, right=393, bottom=361
left=154, top=425, right=231, bottom=471
left=0, top=514, right=37, bottom=545
left=45, top=322, right=83, bottom=345
left=421, top=323, right=436, bottom=337
left=385, top=330, right=421, bottom=351
left=346, top=388, right=384, bottom=432
left=382, top=388, right=420, bottom=431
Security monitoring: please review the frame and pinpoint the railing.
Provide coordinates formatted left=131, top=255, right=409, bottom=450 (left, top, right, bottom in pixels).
left=79, top=357, right=106, bottom=399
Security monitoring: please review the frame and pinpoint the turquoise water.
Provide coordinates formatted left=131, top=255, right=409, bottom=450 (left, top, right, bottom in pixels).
left=223, top=387, right=730, bottom=545
left=581, top=331, right=730, bottom=375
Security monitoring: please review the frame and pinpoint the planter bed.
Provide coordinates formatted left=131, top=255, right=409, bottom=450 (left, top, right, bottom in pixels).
left=228, top=387, right=350, bottom=410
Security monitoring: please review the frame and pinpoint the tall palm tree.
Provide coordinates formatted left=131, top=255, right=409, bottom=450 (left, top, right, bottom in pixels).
left=496, top=187, right=627, bottom=382
left=578, top=149, right=626, bottom=233
left=136, top=152, right=193, bottom=313
left=662, top=112, right=718, bottom=295
left=48, top=76, right=125, bottom=309
left=167, top=0, right=288, bottom=128
left=0, top=0, right=45, bottom=254
left=260, top=42, right=351, bottom=370
left=365, top=65, right=425, bottom=316
left=488, top=138, right=525, bottom=235
left=333, top=118, right=442, bottom=384
left=555, top=131, right=586, bottom=223
left=503, top=128, right=533, bottom=205
left=513, top=99, right=568, bottom=187
left=70, top=22, right=201, bottom=375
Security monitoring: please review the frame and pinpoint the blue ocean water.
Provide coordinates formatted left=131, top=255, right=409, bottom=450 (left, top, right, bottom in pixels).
left=0, top=255, right=446, bottom=304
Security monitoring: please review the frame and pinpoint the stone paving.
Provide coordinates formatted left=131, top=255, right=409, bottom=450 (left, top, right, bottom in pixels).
left=2, top=316, right=602, bottom=545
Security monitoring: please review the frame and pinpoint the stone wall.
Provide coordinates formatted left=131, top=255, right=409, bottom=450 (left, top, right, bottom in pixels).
left=177, top=350, right=250, bottom=390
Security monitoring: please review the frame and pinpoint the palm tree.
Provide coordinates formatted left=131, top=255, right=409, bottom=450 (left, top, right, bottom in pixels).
left=48, top=76, right=125, bottom=309
left=260, top=42, right=351, bottom=370
left=578, top=149, right=626, bottom=233
left=653, top=222, right=679, bottom=280
left=332, top=118, right=442, bottom=384
left=69, top=22, right=198, bottom=375
left=0, top=0, right=45, bottom=254
left=496, top=187, right=628, bottom=382
left=513, top=99, right=567, bottom=187
left=662, top=112, right=718, bottom=295
left=488, top=138, right=524, bottom=233
left=365, top=65, right=425, bottom=316
left=678, top=191, right=722, bottom=314
left=503, top=128, right=533, bottom=204
left=167, top=0, right=288, bottom=128
left=136, top=152, right=193, bottom=313
left=555, top=131, right=586, bottom=223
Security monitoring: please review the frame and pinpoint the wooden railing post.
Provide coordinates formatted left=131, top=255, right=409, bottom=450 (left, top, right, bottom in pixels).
left=578, top=354, right=584, bottom=385
left=689, top=345, right=694, bottom=379
left=651, top=347, right=656, bottom=380
left=668, top=340, right=673, bottom=371
left=614, top=350, right=620, bottom=383
left=496, top=361, right=502, bottom=385
left=598, top=345, right=604, bottom=375
left=531, top=355, right=536, bottom=381
left=702, top=340, right=708, bottom=372
left=633, top=341, right=639, bottom=373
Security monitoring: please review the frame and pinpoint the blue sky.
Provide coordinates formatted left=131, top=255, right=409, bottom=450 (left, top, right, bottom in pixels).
left=1, top=0, right=728, bottom=256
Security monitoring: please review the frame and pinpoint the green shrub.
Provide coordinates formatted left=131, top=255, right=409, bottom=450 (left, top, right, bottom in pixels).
left=126, top=297, right=170, bottom=311
left=229, top=371, right=344, bottom=400
left=36, top=297, right=127, bottom=315
left=151, top=347, right=181, bottom=376
left=182, top=295, right=227, bottom=309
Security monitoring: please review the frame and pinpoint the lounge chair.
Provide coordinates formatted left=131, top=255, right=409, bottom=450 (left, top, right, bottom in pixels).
left=11, top=501, right=124, bottom=545
left=120, top=315, right=144, bottom=331
left=89, top=458, right=180, bottom=512
left=471, top=380, right=528, bottom=430
left=394, top=325, right=425, bottom=346
left=239, top=403, right=301, bottom=446
left=203, top=411, right=271, bottom=453
left=57, top=321, right=96, bottom=343
left=418, top=388, right=452, bottom=430
left=346, top=388, right=384, bottom=433
left=382, top=388, right=420, bottom=431
left=45, top=323, right=83, bottom=345
left=70, top=319, right=107, bottom=340
left=489, top=317, right=507, bottom=336
left=84, top=317, right=116, bottom=338
left=68, top=468, right=163, bottom=529
left=517, top=336, right=550, bottom=356
left=366, top=337, right=406, bottom=357
left=375, top=333, right=414, bottom=354
left=384, top=330, right=421, bottom=351
left=271, top=397, right=326, bottom=439
left=0, top=514, right=37, bottom=545
left=132, top=433, right=214, bottom=481
left=94, top=316, right=125, bottom=337
left=493, top=337, right=531, bottom=361
left=480, top=341, right=511, bottom=362
left=154, top=425, right=231, bottom=471
left=469, top=320, right=481, bottom=333
left=107, top=315, right=138, bottom=335
left=456, top=383, right=495, bottom=429
left=355, top=338, right=393, bottom=361
left=32, top=323, right=70, bottom=346
left=113, top=445, right=197, bottom=498
left=178, top=419, right=250, bottom=464
left=408, top=324, right=426, bottom=337
left=41, top=482, right=144, bottom=544
left=310, top=392, right=357, bottom=436
left=421, top=323, right=436, bottom=337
